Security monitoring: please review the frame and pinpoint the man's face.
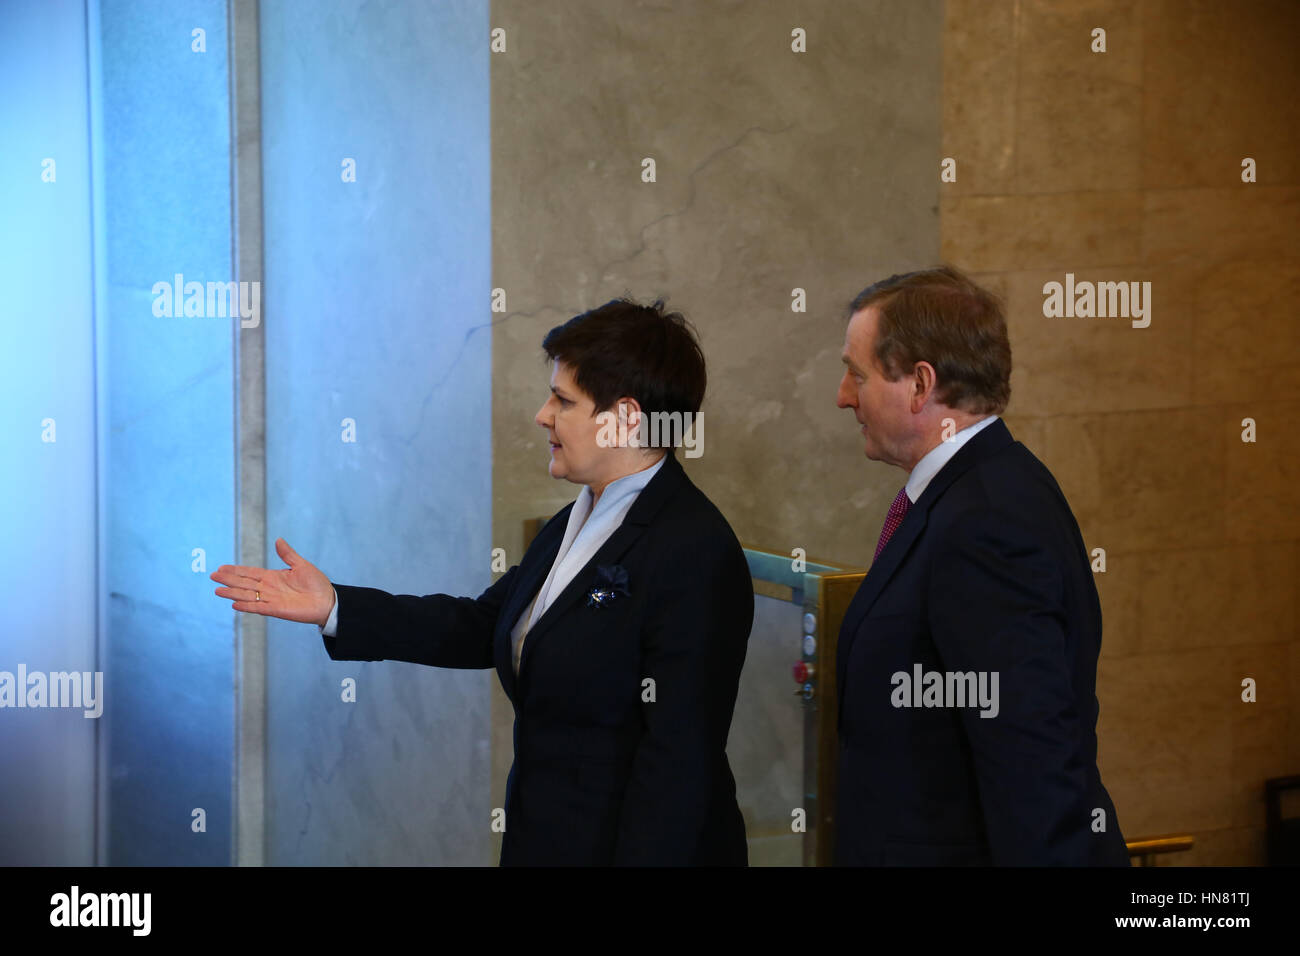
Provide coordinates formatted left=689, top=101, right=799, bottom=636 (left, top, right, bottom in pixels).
left=535, top=360, right=611, bottom=485
left=836, top=305, right=917, bottom=470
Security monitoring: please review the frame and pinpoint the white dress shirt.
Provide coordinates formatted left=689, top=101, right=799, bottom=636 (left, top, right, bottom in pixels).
left=904, top=415, right=1000, bottom=505
left=321, top=454, right=668, bottom=678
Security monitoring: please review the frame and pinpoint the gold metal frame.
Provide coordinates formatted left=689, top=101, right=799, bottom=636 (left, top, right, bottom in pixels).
left=1125, top=834, right=1195, bottom=866
left=739, top=546, right=865, bottom=866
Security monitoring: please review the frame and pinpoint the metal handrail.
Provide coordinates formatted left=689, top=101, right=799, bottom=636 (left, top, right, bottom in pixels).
left=1126, top=834, right=1195, bottom=866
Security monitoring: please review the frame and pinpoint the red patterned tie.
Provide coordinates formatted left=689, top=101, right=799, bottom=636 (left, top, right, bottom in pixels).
left=873, top=486, right=911, bottom=562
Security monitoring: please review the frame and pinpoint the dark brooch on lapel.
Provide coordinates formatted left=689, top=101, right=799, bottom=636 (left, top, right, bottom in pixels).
left=587, top=564, right=630, bottom=609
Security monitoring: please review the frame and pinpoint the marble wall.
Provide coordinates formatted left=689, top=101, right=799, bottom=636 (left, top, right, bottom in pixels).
left=95, top=0, right=237, bottom=866
left=261, top=0, right=492, bottom=866
left=941, top=0, right=1299, bottom=864
left=0, top=0, right=100, bottom=866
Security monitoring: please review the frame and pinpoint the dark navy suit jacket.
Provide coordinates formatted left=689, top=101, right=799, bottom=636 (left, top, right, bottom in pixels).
left=835, top=419, right=1129, bottom=866
left=321, top=452, right=753, bottom=865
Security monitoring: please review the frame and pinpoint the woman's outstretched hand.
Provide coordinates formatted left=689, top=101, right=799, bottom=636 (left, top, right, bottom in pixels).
left=211, top=537, right=335, bottom=627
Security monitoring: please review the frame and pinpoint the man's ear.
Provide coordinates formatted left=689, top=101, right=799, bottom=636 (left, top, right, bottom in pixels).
left=911, top=362, right=937, bottom=412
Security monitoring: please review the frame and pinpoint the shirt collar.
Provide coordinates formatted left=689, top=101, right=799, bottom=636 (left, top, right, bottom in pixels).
left=573, top=453, right=668, bottom=524
left=905, top=415, right=1000, bottom=504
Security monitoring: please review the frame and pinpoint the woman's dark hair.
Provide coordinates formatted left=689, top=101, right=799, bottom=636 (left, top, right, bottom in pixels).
left=541, top=298, right=707, bottom=418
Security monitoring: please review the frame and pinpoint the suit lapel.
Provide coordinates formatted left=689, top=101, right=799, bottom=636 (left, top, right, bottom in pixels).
left=494, top=504, right=571, bottom=703
left=515, top=453, right=688, bottom=689
left=835, top=509, right=928, bottom=705
left=836, top=419, right=1017, bottom=708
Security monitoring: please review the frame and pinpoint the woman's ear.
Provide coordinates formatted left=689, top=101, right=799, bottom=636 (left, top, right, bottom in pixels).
left=617, top=396, right=644, bottom=448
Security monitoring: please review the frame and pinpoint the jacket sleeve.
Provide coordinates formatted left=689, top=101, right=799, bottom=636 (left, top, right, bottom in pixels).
left=927, top=507, right=1095, bottom=865
left=612, top=529, right=753, bottom=864
left=320, top=563, right=520, bottom=669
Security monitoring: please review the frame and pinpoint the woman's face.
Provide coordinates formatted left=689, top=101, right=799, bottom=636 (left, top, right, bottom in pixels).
left=535, top=360, right=625, bottom=487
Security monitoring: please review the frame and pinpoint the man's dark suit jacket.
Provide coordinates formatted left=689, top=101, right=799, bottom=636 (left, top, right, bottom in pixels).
left=321, top=452, right=753, bottom=865
left=835, top=418, right=1129, bottom=866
